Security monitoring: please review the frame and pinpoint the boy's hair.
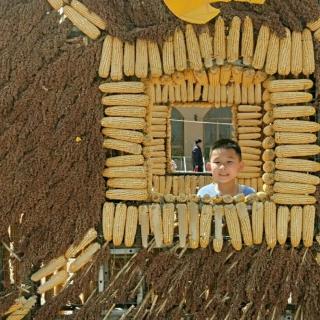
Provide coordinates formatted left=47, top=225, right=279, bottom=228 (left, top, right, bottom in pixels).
left=210, top=138, right=242, bottom=159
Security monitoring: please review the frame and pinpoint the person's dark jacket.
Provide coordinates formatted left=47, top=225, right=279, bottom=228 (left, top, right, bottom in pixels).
left=192, top=145, right=203, bottom=171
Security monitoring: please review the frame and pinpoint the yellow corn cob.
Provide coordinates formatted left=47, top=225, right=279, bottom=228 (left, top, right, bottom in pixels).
left=307, top=17, right=320, bottom=30
left=199, top=204, right=212, bottom=248
left=98, top=35, right=113, bottom=78
left=220, top=64, right=232, bottom=85
left=138, top=205, right=149, bottom=248
left=214, top=17, right=226, bottom=65
left=105, top=106, right=146, bottom=118
left=221, top=85, right=227, bottom=107
left=278, top=28, right=291, bottom=75
left=272, top=193, right=316, bottom=205
left=65, top=228, right=97, bottom=258
left=103, top=166, right=146, bottom=178
left=275, top=158, right=320, bottom=172
left=243, top=159, right=262, bottom=167
left=273, top=119, right=320, bottom=133
left=110, top=37, right=123, bottom=81
left=185, top=24, right=202, bottom=71
left=159, top=176, right=166, bottom=194
left=273, top=105, right=315, bottom=119
left=124, top=206, right=138, bottom=247
left=277, top=205, right=289, bottom=245
left=187, top=80, right=194, bottom=101
left=262, top=136, right=275, bottom=149
left=177, top=203, right=188, bottom=247
left=162, top=84, right=169, bottom=103
left=291, top=31, right=303, bottom=76
left=168, top=84, right=175, bottom=102
left=4, top=296, right=28, bottom=316
left=150, top=204, right=164, bottom=248
left=111, top=203, right=127, bottom=246
left=107, top=178, right=147, bottom=190
left=237, top=112, right=262, bottom=120
left=99, top=81, right=144, bottom=94
left=241, top=16, right=254, bottom=65
left=263, top=161, right=275, bottom=173
left=194, top=83, right=202, bottom=101
left=153, top=175, right=160, bottom=193
left=162, top=203, right=175, bottom=245
left=252, top=25, right=270, bottom=70
left=69, top=242, right=100, bottom=273
left=254, top=71, right=268, bottom=84
left=263, top=125, right=274, bottom=137
left=248, top=84, right=255, bottom=105
left=238, top=140, right=262, bottom=148
left=231, top=66, right=243, bottom=84
left=266, top=79, right=313, bottom=92
left=302, top=28, right=315, bottom=76
left=6, top=296, right=37, bottom=320
left=275, top=144, right=320, bottom=158
left=302, top=205, right=315, bottom=247
left=106, top=155, right=144, bottom=168
left=241, top=84, right=247, bottom=104
left=102, top=202, right=115, bottom=243
left=123, top=42, right=135, bottom=76
left=274, top=170, right=320, bottom=185
left=239, top=133, right=261, bottom=140
left=263, top=101, right=273, bottom=112
left=135, top=39, right=148, bottom=78
left=264, top=32, right=280, bottom=75
left=290, top=206, right=303, bottom=247
left=242, top=69, right=255, bottom=87
left=242, top=153, right=261, bottom=161
left=275, top=132, right=317, bottom=145
left=37, top=270, right=68, bottom=294
left=103, top=138, right=142, bottom=155
left=264, top=201, right=277, bottom=248
left=102, top=128, right=144, bottom=144
left=237, top=119, right=262, bottom=127
left=178, top=175, right=185, bottom=194
left=184, top=175, right=191, bottom=195
left=31, top=255, right=67, bottom=282
left=106, top=189, right=148, bottom=201
left=174, top=28, right=187, bottom=71
left=235, top=202, right=253, bottom=246
left=162, top=36, right=175, bottom=75
left=163, top=176, right=172, bottom=194
left=274, top=182, right=316, bottom=195
left=214, top=84, right=221, bottom=107
left=101, top=117, right=145, bottom=131
left=199, top=26, right=213, bottom=68
left=148, top=41, right=162, bottom=77
left=102, top=94, right=149, bottom=106
left=240, top=147, right=262, bottom=157
left=63, top=6, right=100, bottom=40
left=213, top=205, right=223, bottom=252
left=47, top=0, right=64, bottom=10
left=227, top=16, right=241, bottom=63
left=251, top=201, right=264, bottom=244
left=208, top=66, right=220, bottom=86
left=207, top=85, right=214, bottom=103
left=194, top=69, right=208, bottom=85
left=237, top=125, right=261, bottom=132
left=270, top=92, right=313, bottom=104
left=188, top=201, right=200, bottom=249
left=227, top=83, right=234, bottom=106
left=262, top=111, right=274, bottom=125
left=224, top=204, right=242, bottom=250
left=71, top=0, right=106, bottom=30
left=180, top=80, right=187, bottom=102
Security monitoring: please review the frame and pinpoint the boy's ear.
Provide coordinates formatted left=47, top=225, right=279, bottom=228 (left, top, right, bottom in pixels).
left=239, top=160, right=245, bottom=171
left=205, top=162, right=211, bottom=171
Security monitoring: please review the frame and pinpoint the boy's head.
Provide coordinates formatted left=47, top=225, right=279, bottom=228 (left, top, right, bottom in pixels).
left=208, top=139, right=244, bottom=184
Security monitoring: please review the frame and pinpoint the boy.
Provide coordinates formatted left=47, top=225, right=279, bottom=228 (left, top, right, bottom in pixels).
left=197, top=139, right=255, bottom=197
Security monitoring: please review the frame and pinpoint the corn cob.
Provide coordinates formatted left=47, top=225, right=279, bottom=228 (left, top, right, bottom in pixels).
left=102, top=94, right=149, bottom=106
left=265, top=79, right=313, bottom=92
left=227, top=83, right=234, bottom=106
left=110, top=37, right=123, bottom=81
left=214, top=17, right=226, bottom=65
left=101, top=117, right=145, bottom=131
left=262, top=137, right=275, bottom=149
left=185, top=24, right=202, bottom=71
left=208, top=67, right=220, bottom=86
left=307, top=17, right=320, bottom=30
left=99, top=81, right=144, bottom=94
left=227, top=16, right=241, bottom=63
left=224, top=204, right=242, bottom=250
left=251, top=201, right=264, bottom=244
left=241, top=16, right=254, bottom=65
left=291, top=31, right=303, bottom=76
left=138, top=205, right=149, bottom=248
left=6, top=296, right=37, bottom=319
left=106, top=155, right=144, bottom=168
left=238, top=119, right=262, bottom=126
left=103, top=166, right=146, bottom=178
left=135, top=39, right=148, bottom=78
left=237, top=125, right=261, bottom=133
left=161, top=84, right=168, bottom=103
left=274, top=170, right=320, bottom=185
left=102, top=128, right=144, bottom=145
left=194, top=83, right=202, bottom=101
left=274, top=182, right=316, bottom=195
left=242, top=69, right=255, bottom=87
left=199, top=26, right=213, bottom=68
left=188, top=201, right=200, bottom=249
left=241, top=84, right=248, bottom=104
left=162, top=36, right=175, bottom=75
left=242, top=153, right=261, bottom=161
left=237, top=112, right=262, bottom=119
left=37, top=270, right=69, bottom=294
left=221, top=85, right=227, bottom=107
left=302, top=205, right=315, bottom=247
left=264, top=32, right=280, bottom=75
left=63, top=6, right=100, bottom=40
left=262, top=111, right=274, bottom=125
left=180, top=80, right=187, bottom=102
left=248, top=84, right=255, bottom=105
left=263, top=101, right=273, bottom=112
left=239, top=133, right=261, bottom=140
left=199, top=204, right=212, bottom=248
left=273, top=119, right=320, bottom=133
left=103, top=138, right=142, bottom=155
left=254, top=71, right=268, bottom=84
left=275, top=132, right=317, bottom=145
left=107, top=178, right=147, bottom=190
left=263, top=161, right=275, bottom=173
left=105, top=106, right=146, bottom=118
left=148, top=41, right=162, bottom=77
left=122, top=41, right=136, bottom=76
left=214, top=84, right=221, bottom=107
left=240, top=146, right=262, bottom=156
left=275, top=158, right=320, bottom=172
left=99, top=35, right=113, bottom=78
left=174, top=28, right=187, bottom=71
left=277, top=206, right=289, bottom=245
left=278, top=28, right=291, bottom=75
left=4, top=297, right=28, bottom=316
left=273, top=106, right=315, bottom=119
left=290, top=206, right=302, bottom=247
left=112, top=203, right=127, bottom=246
left=272, top=193, right=316, bottom=205
left=177, top=203, right=188, bottom=247
left=243, top=159, right=262, bottom=167
left=150, top=204, right=163, bottom=247
left=47, top=0, right=64, bottom=10
left=236, top=202, right=253, bottom=246
left=213, top=205, right=224, bottom=252
left=264, top=201, right=277, bottom=248
left=263, top=125, right=274, bottom=137
left=220, top=64, right=232, bottom=85
left=302, top=28, right=315, bottom=76
left=102, top=202, right=115, bottom=242
left=124, top=206, right=138, bottom=247
left=239, top=140, right=262, bottom=148
left=275, top=144, right=320, bottom=158
left=65, top=228, right=97, bottom=258
left=194, top=69, right=208, bottom=86
left=162, top=203, right=175, bottom=245
left=31, top=255, right=67, bottom=282
left=270, top=92, right=313, bottom=104
left=152, top=175, right=159, bottom=193
left=252, top=25, right=270, bottom=70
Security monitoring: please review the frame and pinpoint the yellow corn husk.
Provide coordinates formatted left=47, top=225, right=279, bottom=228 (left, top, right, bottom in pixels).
left=103, top=138, right=142, bottom=155
left=37, top=270, right=69, bottom=294
left=103, top=166, right=146, bottom=178
left=102, top=202, right=115, bottom=242
left=270, top=91, right=313, bottom=105
left=220, top=64, right=232, bottom=85
left=102, top=94, right=149, bottom=106
left=135, top=39, right=148, bottom=78
left=194, top=69, right=209, bottom=86
left=110, top=37, right=123, bottom=81
left=291, top=31, right=303, bottom=76
left=274, top=170, right=320, bottom=185
left=69, top=242, right=100, bottom=274
left=214, top=17, right=226, bottom=65
left=273, top=106, right=315, bottom=119
left=199, top=204, right=212, bottom=248
left=262, top=136, right=275, bottom=149
left=275, top=144, right=320, bottom=158
left=241, top=84, right=248, bottom=104
left=177, top=203, right=188, bottom=247
left=162, top=36, right=175, bottom=75
left=302, top=28, right=315, bottom=76
left=102, top=128, right=144, bottom=144
left=302, top=205, right=315, bottom=247
left=65, top=228, right=97, bottom=258
left=277, top=205, right=289, bottom=245
left=252, top=25, right=270, bottom=70
left=275, top=132, right=317, bottom=145
left=273, top=119, right=320, bottom=133
left=185, top=24, right=202, bottom=71
left=264, top=201, right=277, bottom=248
left=101, top=117, right=145, bottom=131
left=106, top=189, right=148, bottom=201
left=188, top=201, right=200, bottom=249
left=47, top=0, right=64, bottom=10
left=105, top=106, right=146, bottom=118
left=148, top=41, right=163, bottom=77
left=124, top=206, right=138, bottom=247
left=107, top=178, right=147, bottom=190
left=251, top=201, right=264, bottom=244
left=236, top=202, right=253, bottom=246
left=224, top=204, right=242, bottom=251
left=110, top=203, right=126, bottom=247
left=199, top=26, right=213, bottom=68
left=227, top=16, right=241, bottom=63
left=163, top=176, right=172, bottom=194
left=254, top=71, right=268, bottom=84
left=99, top=35, right=113, bottom=78
left=31, top=255, right=67, bottom=282
left=208, top=66, right=220, bottom=86
left=162, top=203, right=175, bottom=245
left=242, top=69, right=255, bottom=87
left=138, top=205, right=149, bottom=248
left=71, top=0, right=106, bottom=30
left=237, top=125, right=261, bottom=133
left=99, top=81, right=144, bottom=94
left=274, top=182, right=316, bottom=195
left=272, top=193, right=316, bottom=205
left=239, top=133, right=261, bottom=140
left=241, top=16, right=254, bottom=65
left=264, top=32, right=280, bottom=75
left=150, top=204, right=164, bottom=248
left=278, top=28, right=291, bottom=76
left=275, top=158, right=320, bottom=172
left=290, top=206, right=303, bottom=247
left=174, top=28, right=187, bottom=71
left=63, top=6, right=100, bottom=40
left=213, top=205, right=223, bottom=252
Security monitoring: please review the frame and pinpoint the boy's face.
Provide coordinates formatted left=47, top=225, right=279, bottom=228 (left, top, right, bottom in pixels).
left=208, top=148, right=244, bottom=184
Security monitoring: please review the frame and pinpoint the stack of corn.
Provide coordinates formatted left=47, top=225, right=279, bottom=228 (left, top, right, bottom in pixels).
left=4, top=296, right=37, bottom=320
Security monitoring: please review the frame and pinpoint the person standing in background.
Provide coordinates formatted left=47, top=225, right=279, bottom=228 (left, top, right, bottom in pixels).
left=192, top=139, right=204, bottom=172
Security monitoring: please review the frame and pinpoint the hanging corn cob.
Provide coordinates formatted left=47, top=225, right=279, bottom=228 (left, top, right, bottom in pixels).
left=251, top=201, right=264, bottom=244
left=277, top=206, right=289, bottom=245
left=177, top=203, right=188, bottom=247
left=112, top=203, right=127, bottom=246
left=124, top=206, right=138, bottom=247
left=264, top=201, right=277, bottom=248
left=214, top=17, right=226, bottom=65
left=123, top=41, right=135, bottom=76
left=302, top=28, right=315, bottom=76
left=199, top=26, right=213, bottom=68
left=162, top=203, right=175, bottom=245
left=139, top=205, right=149, bottom=248
left=227, top=16, right=241, bottom=63
left=99, top=35, right=113, bottom=78
left=47, top=0, right=64, bottom=10
left=241, top=16, right=254, bottom=65
left=174, top=28, right=187, bottom=71
left=302, top=205, right=315, bottom=247
left=185, top=24, right=202, bottom=71
left=291, top=31, right=303, bottom=76
left=252, top=25, right=270, bottom=70
left=148, top=41, right=163, bottom=77
left=278, top=28, right=291, bottom=76
left=224, top=204, right=242, bottom=251
left=290, top=206, right=303, bottom=247
left=200, top=204, right=212, bottom=248
left=150, top=204, right=164, bottom=247
left=110, top=37, right=123, bottom=81
left=213, top=205, right=224, bottom=252
left=135, top=39, right=148, bottom=78
left=264, top=32, right=279, bottom=75
left=188, top=201, right=200, bottom=249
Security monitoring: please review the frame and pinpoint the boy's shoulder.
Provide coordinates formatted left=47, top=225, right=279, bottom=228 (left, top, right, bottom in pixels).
left=240, top=184, right=256, bottom=196
left=197, top=183, right=255, bottom=197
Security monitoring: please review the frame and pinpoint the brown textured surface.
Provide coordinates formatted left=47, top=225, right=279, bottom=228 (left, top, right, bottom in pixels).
left=0, top=0, right=105, bottom=278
